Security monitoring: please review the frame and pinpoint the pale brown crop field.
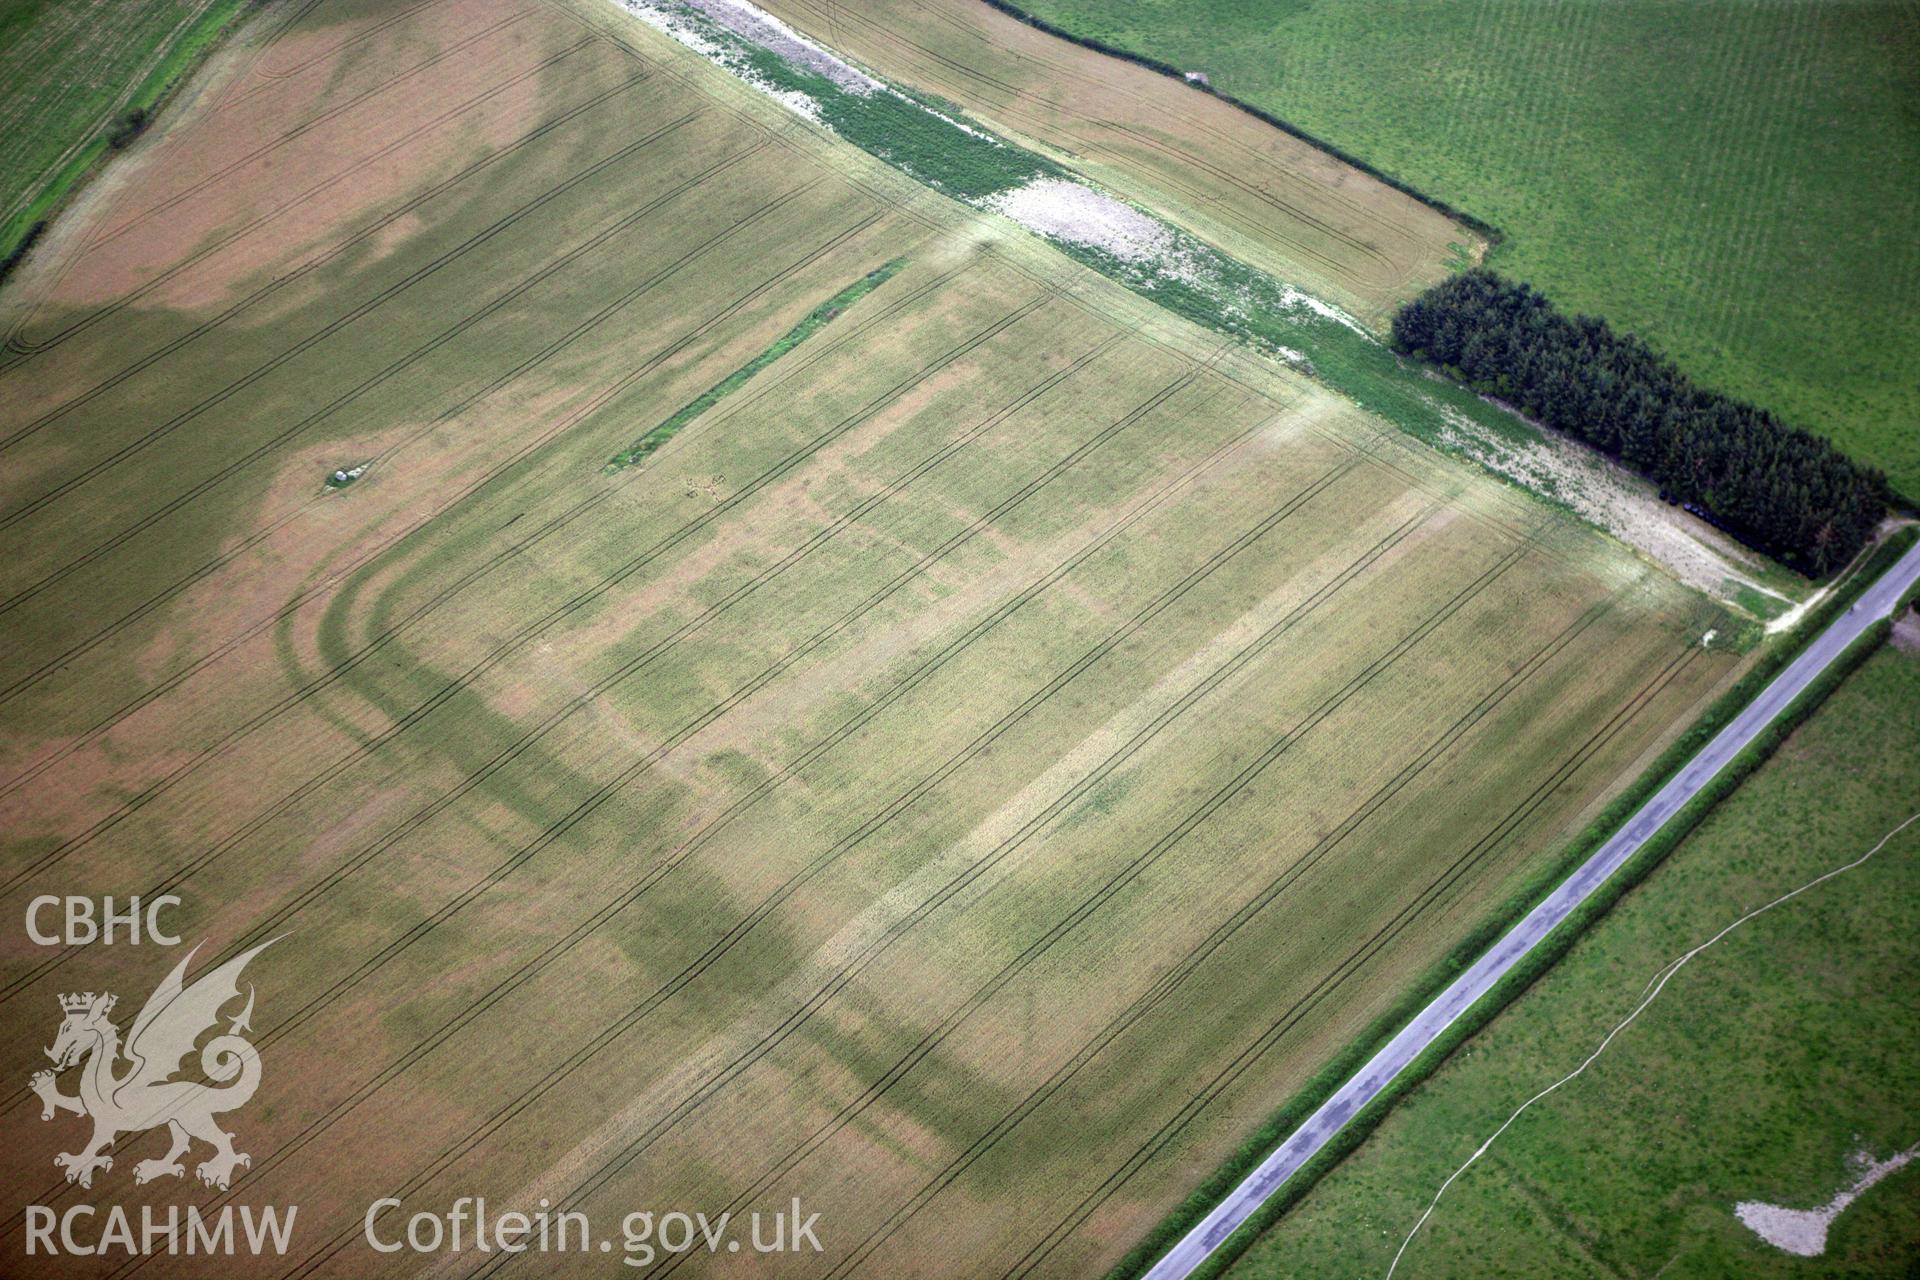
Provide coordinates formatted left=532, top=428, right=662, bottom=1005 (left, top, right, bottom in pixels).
left=751, top=0, right=1480, bottom=325
left=0, top=1, right=1730, bottom=1277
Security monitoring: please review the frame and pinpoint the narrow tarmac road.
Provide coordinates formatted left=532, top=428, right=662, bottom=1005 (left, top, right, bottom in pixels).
left=1144, top=536, right=1920, bottom=1280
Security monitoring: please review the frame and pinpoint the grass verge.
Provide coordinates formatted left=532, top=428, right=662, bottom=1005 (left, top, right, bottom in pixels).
left=1225, top=646, right=1920, bottom=1278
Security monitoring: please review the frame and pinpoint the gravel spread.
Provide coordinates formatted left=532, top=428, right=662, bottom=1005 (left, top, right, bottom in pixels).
left=1736, top=1145, right=1918, bottom=1257
left=1428, top=397, right=1780, bottom=602
left=678, top=0, right=879, bottom=93
left=982, top=179, right=1199, bottom=283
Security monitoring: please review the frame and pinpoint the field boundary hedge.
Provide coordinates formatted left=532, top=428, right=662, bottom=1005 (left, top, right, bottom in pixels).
left=0, top=220, right=46, bottom=292
left=975, top=0, right=1503, bottom=244
left=1108, top=524, right=1918, bottom=1280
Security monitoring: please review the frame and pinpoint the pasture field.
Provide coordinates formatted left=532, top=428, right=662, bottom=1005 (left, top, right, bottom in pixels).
left=1011, top=0, right=1920, bottom=499
left=0, top=0, right=251, bottom=266
left=0, top=0, right=1737, bottom=1276
left=1226, top=644, right=1920, bottom=1280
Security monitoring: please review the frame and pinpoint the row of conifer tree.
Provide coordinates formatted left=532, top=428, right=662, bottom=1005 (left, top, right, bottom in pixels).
left=1391, top=269, right=1886, bottom=575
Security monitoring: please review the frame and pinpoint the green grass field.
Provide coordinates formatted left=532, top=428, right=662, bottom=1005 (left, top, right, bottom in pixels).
left=1224, top=642, right=1920, bottom=1279
left=1012, top=0, right=1920, bottom=500
left=0, top=0, right=252, bottom=267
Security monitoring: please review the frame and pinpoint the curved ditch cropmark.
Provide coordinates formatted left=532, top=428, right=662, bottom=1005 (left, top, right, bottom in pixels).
left=0, top=100, right=697, bottom=707
left=458, top=508, right=1477, bottom=1280
left=402, top=498, right=1406, bottom=1280
left=8, top=308, right=1107, bottom=1244
left=0, top=258, right=986, bottom=1011
left=0, top=208, right=894, bottom=926
left=645, top=521, right=1565, bottom=1280
left=0, top=206, right=888, bottom=988
left=0, top=117, right=745, bottom=591
left=80, top=390, right=1290, bottom=1278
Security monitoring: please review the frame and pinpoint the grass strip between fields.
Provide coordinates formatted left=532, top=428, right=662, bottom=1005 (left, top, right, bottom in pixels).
left=1106, top=523, right=1920, bottom=1280
left=0, top=0, right=256, bottom=278
left=606, top=258, right=906, bottom=470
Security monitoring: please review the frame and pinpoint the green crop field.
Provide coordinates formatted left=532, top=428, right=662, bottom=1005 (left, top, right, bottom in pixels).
left=1224, top=644, right=1920, bottom=1279
left=1012, top=0, right=1920, bottom=500
left=0, top=0, right=253, bottom=267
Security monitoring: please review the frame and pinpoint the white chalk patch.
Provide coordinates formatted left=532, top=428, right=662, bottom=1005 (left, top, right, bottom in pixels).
left=1426, top=398, right=1777, bottom=603
left=621, top=0, right=827, bottom=123
left=902, top=92, right=1001, bottom=143
left=617, top=0, right=1376, bottom=379
left=1384, top=813, right=1920, bottom=1280
left=1736, top=1145, right=1919, bottom=1257
left=1275, top=282, right=1372, bottom=337
left=1763, top=580, right=1830, bottom=635
left=678, top=0, right=879, bottom=93
left=981, top=179, right=1199, bottom=280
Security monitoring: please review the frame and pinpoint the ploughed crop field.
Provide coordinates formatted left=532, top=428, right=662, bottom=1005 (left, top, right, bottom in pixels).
left=0, top=0, right=1737, bottom=1275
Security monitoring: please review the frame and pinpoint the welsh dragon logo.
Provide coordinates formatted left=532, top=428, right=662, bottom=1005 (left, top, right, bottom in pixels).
left=29, top=940, right=274, bottom=1191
